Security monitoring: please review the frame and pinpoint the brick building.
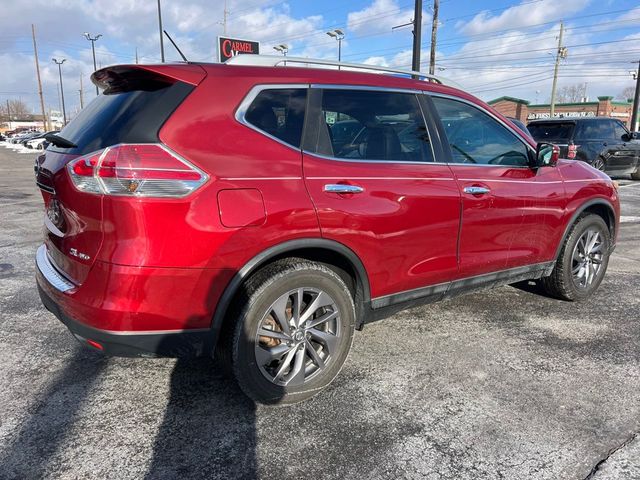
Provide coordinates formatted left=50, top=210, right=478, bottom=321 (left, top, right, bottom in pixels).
left=488, top=96, right=636, bottom=128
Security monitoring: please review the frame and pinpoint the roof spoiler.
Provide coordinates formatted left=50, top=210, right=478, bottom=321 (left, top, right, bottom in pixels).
left=91, top=64, right=206, bottom=93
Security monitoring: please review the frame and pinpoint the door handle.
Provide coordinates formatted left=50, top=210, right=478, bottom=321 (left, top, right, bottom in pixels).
left=324, top=184, right=364, bottom=194
left=463, top=186, right=490, bottom=195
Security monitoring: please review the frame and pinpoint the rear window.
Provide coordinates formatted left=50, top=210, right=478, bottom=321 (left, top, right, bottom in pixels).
left=51, top=77, right=193, bottom=155
left=244, top=89, right=307, bottom=148
left=527, top=122, right=575, bottom=142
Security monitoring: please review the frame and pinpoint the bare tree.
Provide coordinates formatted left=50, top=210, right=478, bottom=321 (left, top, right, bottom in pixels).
left=556, top=83, right=588, bottom=103
left=617, top=86, right=635, bottom=101
left=0, top=99, right=31, bottom=118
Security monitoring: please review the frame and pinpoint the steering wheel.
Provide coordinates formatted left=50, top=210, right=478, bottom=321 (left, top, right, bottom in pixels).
left=451, top=144, right=476, bottom=163
left=487, top=150, right=528, bottom=165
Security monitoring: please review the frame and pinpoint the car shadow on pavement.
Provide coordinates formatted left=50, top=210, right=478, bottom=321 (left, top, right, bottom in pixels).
left=0, top=348, right=109, bottom=479
left=144, top=358, right=258, bottom=480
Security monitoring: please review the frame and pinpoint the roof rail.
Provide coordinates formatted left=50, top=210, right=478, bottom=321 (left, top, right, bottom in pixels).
left=225, top=54, right=459, bottom=88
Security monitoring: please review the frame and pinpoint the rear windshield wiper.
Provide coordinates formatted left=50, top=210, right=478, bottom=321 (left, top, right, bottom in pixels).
left=45, top=133, right=77, bottom=149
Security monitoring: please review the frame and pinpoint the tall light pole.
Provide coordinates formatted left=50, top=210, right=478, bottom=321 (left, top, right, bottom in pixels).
left=52, top=58, right=67, bottom=125
left=157, top=0, right=165, bottom=62
left=83, top=32, right=102, bottom=95
left=273, top=44, right=288, bottom=56
left=326, top=29, right=345, bottom=65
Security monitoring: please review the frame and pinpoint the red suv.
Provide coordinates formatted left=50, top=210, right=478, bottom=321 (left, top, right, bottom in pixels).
left=35, top=57, right=620, bottom=404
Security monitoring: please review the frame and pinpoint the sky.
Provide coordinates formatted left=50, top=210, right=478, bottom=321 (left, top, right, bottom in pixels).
left=1, top=0, right=639, bottom=117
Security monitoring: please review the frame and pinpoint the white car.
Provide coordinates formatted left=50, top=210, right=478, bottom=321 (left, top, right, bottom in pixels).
left=26, top=137, right=47, bottom=150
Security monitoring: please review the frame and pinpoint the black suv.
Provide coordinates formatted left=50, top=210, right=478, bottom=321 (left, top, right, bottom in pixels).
left=527, top=117, right=639, bottom=179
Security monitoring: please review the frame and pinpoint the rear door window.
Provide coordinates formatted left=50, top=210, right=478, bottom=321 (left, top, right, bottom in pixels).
left=574, top=120, right=615, bottom=140
left=310, top=89, right=434, bottom=162
left=527, top=122, right=575, bottom=142
left=244, top=89, right=307, bottom=148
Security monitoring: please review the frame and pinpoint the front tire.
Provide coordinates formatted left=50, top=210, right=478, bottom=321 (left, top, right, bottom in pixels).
left=542, top=214, right=611, bottom=301
left=226, top=259, right=356, bottom=404
left=592, top=156, right=606, bottom=172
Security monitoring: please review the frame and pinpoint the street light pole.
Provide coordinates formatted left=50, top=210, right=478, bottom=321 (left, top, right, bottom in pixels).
left=83, top=32, right=102, bottom=95
left=326, top=29, right=345, bottom=69
left=273, top=44, right=288, bottom=56
left=52, top=58, right=67, bottom=125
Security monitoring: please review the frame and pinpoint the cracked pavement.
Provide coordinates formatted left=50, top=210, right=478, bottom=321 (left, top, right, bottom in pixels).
left=0, top=145, right=639, bottom=479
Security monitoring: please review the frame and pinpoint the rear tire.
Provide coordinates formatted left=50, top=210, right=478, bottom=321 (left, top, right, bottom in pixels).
left=223, top=259, right=356, bottom=405
left=542, top=214, right=611, bottom=301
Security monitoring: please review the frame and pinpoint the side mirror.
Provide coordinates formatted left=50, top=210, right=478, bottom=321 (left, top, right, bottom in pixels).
left=623, top=131, right=638, bottom=141
left=535, top=142, right=559, bottom=167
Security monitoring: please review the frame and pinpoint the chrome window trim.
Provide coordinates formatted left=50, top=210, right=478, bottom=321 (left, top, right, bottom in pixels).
left=235, top=83, right=310, bottom=152
left=427, top=92, right=537, bottom=168
left=36, top=244, right=75, bottom=293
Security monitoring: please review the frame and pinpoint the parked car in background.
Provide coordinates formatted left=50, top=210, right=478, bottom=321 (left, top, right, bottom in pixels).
left=527, top=117, right=640, bottom=179
left=25, top=131, right=59, bottom=149
left=19, top=132, right=43, bottom=147
left=36, top=57, right=620, bottom=404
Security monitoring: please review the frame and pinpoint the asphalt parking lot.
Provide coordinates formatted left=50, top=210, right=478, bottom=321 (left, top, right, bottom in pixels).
left=0, top=144, right=638, bottom=480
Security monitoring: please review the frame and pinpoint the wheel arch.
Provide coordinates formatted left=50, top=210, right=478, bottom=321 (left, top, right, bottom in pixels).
left=554, top=199, right=616, bottom=261
left=210, top=238, right=371, bottom=354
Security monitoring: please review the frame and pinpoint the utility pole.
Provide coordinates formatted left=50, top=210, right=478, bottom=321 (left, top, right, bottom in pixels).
left=79, top=74, right=84, bottom=110
left=31, top=25, right=48, bottom=132
left=630, top=61, right=640, bottom=132
left=429, top=0, right=439, bottom=75
left=411, top=0, right=422, bottom=77
left=550, top=21, right=566, bottom=117
left=52, top=58, right=67, bottom=125
left=223, top=0, right=229, bottom=35
left=157, top=0, right=165, bottom=62
left=135, top=47, right=139, bottom=64
left=83, top=32, right=102, bottom=95
left=6, top=100, right=11, bottom=130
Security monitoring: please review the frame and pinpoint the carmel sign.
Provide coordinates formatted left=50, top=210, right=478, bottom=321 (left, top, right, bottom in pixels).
left=218, top=36, right=260, bottom=63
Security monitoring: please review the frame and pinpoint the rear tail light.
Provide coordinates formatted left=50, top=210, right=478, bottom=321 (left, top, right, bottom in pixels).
left=567, top=143, right=579, bottom=159
left=67, top=144, right=207, bottom=198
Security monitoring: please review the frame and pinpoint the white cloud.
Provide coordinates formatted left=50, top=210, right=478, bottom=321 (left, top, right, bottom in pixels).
left=456, top=0, right=589, bottom=35
left=348, top=0, right=427, bottom=35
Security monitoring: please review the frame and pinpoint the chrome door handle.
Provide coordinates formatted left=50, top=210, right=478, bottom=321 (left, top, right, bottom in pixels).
left=463, top=186, right=490, bottom=195
left=324, top=184, right=364, bottom=194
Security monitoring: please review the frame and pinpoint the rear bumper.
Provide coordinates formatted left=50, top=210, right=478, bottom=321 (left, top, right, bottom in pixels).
left=38, top=284, right=211, bottom=357
left=35, top=244, right=224, bottom=357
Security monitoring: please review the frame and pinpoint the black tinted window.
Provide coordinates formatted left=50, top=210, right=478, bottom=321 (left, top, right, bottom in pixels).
left=245, top=89, right=307, bottom=148
left=53, top=80, right=193, bottom=155
left=614, top=121, right=628, bottom=140
left=575, top=120, right=615, bottom=140
left=315, top=89, right=434, bottom=162
left=432, top=97, right=530, bottom=166
left=527, top=122, right=575, bottom=142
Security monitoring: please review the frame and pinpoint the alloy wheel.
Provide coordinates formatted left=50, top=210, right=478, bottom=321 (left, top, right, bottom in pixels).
left=571, top=228, right=604, bottom=289
left=592, top=158, right=605, bottom=171
left=254, top=287, right=341, bottom=387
